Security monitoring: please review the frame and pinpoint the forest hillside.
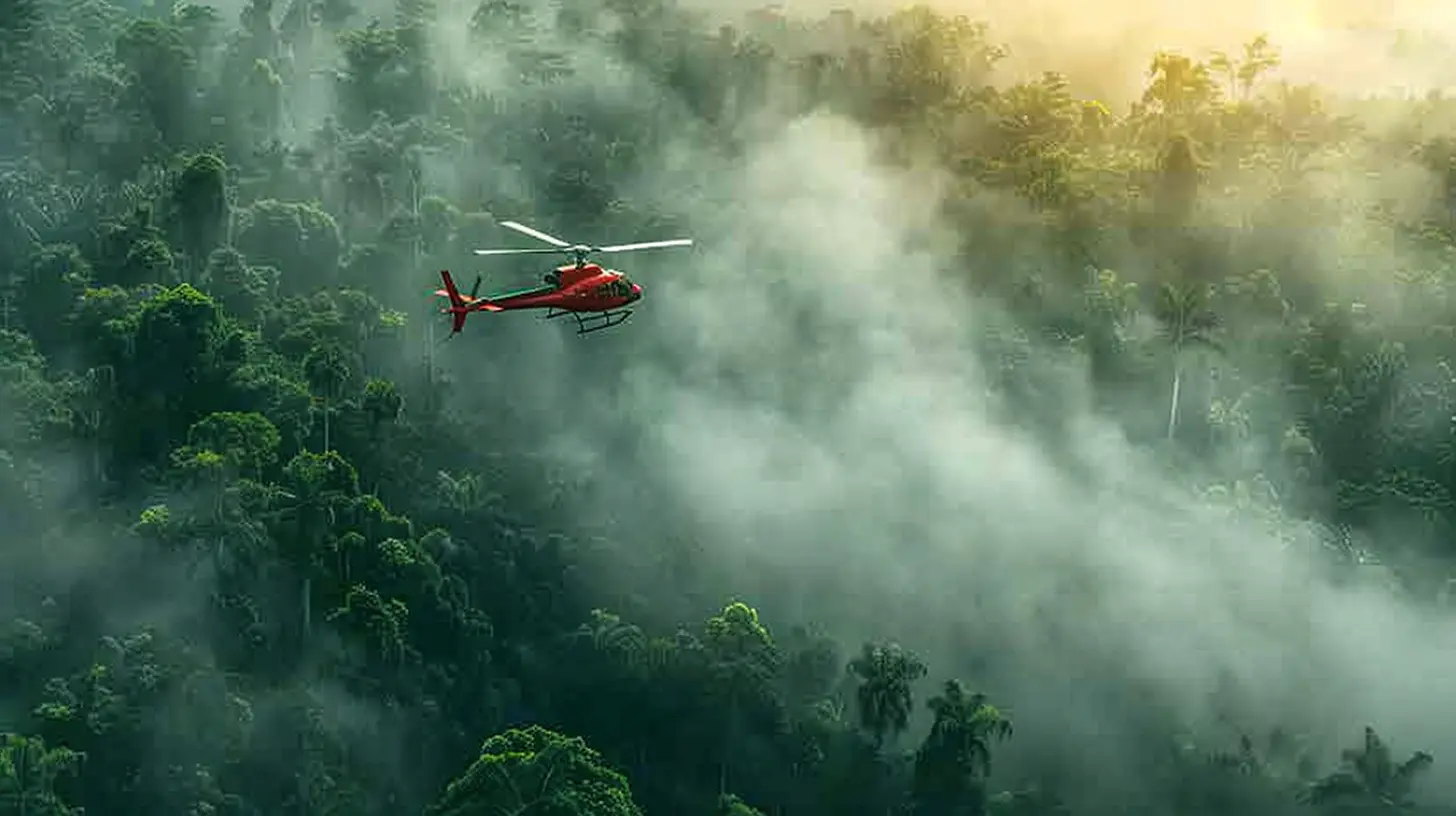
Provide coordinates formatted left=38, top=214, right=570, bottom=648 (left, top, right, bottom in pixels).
left=1, top=0, right=1455, bottom=814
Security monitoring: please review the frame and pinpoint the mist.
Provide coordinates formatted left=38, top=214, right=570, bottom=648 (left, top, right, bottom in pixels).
left=4, top=0, right=1456, bottom=811
left=413, top=0, right=1456, bottom=803
left=670, top=0, right=1456, bottom=100
left=563, top=112, right=1456, bottom=797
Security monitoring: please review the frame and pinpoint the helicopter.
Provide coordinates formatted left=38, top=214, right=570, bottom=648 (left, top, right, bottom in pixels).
left=434, top=220, right=693, bottom=336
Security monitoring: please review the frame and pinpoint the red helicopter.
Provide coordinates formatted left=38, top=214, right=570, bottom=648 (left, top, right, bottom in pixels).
left=434, top=220, right=693, bottom=336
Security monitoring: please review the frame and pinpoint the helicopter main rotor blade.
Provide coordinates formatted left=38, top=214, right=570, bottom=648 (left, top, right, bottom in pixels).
left=596, top=239, right=694, bottom=252
left=472, top=248, right=567, bottom=256
left=500, top=220, right=571, bottom=247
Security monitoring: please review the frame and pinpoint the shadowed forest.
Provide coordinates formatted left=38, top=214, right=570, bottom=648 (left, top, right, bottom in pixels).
left=2, top=0, right=1456, bottom=813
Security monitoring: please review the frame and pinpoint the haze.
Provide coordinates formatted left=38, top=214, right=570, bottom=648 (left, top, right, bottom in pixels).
left=666, top=0, right=1456, bottom=101
left=416, top=0, right=1456, bottom=804
left=2, top=0, right=1453, bottom=811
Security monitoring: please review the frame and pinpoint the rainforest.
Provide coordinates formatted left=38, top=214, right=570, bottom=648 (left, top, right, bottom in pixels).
left=0, top=0, right=1454, bottom=814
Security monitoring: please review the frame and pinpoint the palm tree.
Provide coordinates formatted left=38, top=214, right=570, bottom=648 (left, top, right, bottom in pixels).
left=1155, top=281, right=1221, bottom=439
left=303, top=344, right=349, bottom=452
left=923, top=680, right=1013, bottom=775
left=847, top=641, right=927, bottom=750
left=261, top=453, right=354, bottom=641
left=1208, top=34, right=1281, bottom=101
left=912, top=680, right=1013, bottom=816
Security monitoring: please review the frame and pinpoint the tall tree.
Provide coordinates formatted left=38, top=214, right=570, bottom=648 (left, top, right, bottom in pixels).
left=168, top=152, right=230, bottom=279
left=0, top=733, right=83, bottom=816
left=1154, top=282, right=1220, bottom=439
left=703, top=601, right=781, bottom=794
left=114, top=18, right=196, bottom=146
left=847, top=641, right=927, bottom=751
left=303, top=343, right=350, bottom=452
left=912, top=680, right=1013, bottom=816
left=428, top=726, right=644, bottom=816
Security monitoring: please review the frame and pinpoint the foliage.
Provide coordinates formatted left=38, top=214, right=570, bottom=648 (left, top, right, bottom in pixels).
left=428, top=725, right=643, bottom=816
left=0, top=2, right=1449, bottom=816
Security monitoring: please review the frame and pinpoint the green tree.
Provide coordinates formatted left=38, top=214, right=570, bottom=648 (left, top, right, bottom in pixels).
left=168, top=152, right=230, bottom=277
left=1142, top=52, right=1219, bottom=119
left=361, top=378, right=402, bottom=429
left=0, top=329, right=69, bottom=454
left=241, top=58, right=283, bottom=136
left=846, top=641, right=927, bottom=750
left=0, top=733, right=83, bottom=816
left=113, top=284, right=230, bottom=465
left=0, top=0, right=41, bottom=105
left=233, top=199, right=342, bottom=293
left=121, top=236, right=176, bottom=288
left=911, top=680, right=1013, bottom=816
left=357, top=377, right=403, bottom=488
left=1155, top=282, right=1221, bottom=439
left=18, top=243, right=89, bottom=353
left=184, top=410, right=282, bottom=479
left=326, top=583, right=410, bottom=666
left=303, top=343, right=350, bottom=452
left=336, top=22, right=427, bottom=130
left=203, top=246, right=276, bottom=322
left=703, top=601, right=781, bottom=794
left=272, top=449, right=359, bottom=641
left=114, top=18, right=195, bottom=145
left=428, top=726, right=643, bottom=816
left=1208, top=34, right=1281, bottom=100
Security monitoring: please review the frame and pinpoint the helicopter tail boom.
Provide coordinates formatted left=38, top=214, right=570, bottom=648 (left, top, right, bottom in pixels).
left=435, top=270, right=501, bottom=335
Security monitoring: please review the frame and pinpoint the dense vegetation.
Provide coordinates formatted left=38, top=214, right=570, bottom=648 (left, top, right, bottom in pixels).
left=0, top=0, right=1453, bottom=813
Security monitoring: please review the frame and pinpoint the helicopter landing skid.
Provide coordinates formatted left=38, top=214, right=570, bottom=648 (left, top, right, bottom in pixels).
left=541, top=307, right=632, bottom=335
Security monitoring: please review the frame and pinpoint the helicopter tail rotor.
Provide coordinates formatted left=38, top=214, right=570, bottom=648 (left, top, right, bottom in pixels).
left=434, top=270, right=503, bottom=336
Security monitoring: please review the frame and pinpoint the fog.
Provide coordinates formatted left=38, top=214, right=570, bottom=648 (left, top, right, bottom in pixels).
left=672, top=0, right=1456, bottom=100
left=4, top=0, right=1455, bottom=809
left=576, top=115, right=1455, bottom=798
left=409, top=0, right=1456, bottom=803
left=950, top=0, right=1456, bottom=98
